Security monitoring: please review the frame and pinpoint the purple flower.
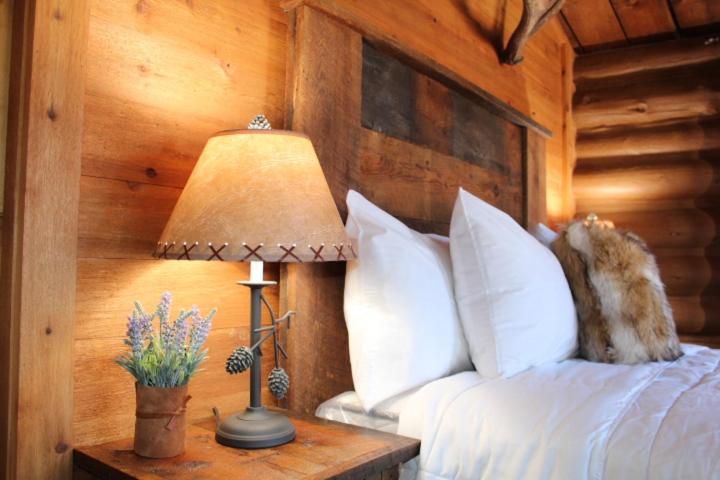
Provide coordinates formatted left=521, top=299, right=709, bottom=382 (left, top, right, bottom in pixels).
left=189, top=306, right=213, bottom=353
left=126, top=310, right=151, bottom=360
left=158, top=291, right=173, bottom=347
left=171, top=313, right=189, bottom=352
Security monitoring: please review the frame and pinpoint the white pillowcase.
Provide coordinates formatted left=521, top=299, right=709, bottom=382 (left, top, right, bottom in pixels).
left=450, top=188, right=577, bottom=378
left=344, top=190, right=472, bottom=411
left=531, top=223, right=559, bottom=249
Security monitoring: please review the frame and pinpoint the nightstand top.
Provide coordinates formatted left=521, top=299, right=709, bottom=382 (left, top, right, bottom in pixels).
left=74, top=412, right=420, bottom=479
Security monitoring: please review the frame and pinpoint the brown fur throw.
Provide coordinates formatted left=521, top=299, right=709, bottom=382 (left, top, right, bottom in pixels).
left=552, top=221, right=682, bottom=364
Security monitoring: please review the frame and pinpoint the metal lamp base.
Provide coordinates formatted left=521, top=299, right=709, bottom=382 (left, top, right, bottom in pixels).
left=216, top=406, right=296, bottom=449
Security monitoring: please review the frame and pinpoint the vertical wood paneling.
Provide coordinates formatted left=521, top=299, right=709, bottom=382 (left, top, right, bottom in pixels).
left=574, top=37, right=720, bottom=342
left=1, top=1, right=90, bottom=477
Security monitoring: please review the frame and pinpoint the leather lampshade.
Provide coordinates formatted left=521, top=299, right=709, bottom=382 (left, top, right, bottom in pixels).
left=156, top=130, right=354, bottom=263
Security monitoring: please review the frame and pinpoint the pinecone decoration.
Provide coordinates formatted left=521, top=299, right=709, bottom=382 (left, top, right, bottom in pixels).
left=247, top=114, right=271, bottom=130
left=226, top=346, right=254, bottom=374
left=268, top=367, right=290, bottom=399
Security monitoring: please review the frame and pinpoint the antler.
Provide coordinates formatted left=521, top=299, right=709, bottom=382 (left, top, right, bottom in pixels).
left=502, top=0, right=566, bottom=65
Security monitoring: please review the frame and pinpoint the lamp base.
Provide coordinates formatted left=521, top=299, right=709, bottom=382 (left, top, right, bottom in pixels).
left=216, top=406, right=296, bottom=449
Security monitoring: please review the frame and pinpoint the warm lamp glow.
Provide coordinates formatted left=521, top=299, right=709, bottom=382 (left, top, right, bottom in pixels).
left=156, top=130, right=353, bottom=263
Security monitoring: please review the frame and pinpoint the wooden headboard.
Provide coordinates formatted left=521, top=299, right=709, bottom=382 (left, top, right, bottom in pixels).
left=280, top=4, right=550, bottom=414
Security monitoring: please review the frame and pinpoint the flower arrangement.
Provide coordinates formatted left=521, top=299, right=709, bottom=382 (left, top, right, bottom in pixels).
left=116, top=292, right=216, bottom=388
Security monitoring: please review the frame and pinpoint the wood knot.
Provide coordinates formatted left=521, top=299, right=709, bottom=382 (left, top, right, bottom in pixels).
left=55, top=442, right=69, bottom=454
left=135, top=0, right=147, bottom=13
left=145, top=167, right=157, bottom=178
left=126, top=181, right=141, bottom=191
left=492, top=184, right=500, bottom=197
left=47, top=106, right=57, bottom=121
left=45, top=326, right=52, bottom=335
left=53, top=8, right=63, bottom=20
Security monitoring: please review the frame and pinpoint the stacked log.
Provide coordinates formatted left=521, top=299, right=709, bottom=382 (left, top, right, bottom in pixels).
left=574, top=37, right=720, bottom=345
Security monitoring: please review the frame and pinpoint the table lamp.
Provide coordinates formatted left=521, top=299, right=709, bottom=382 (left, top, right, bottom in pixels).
left=155, top=115, right=354, bottom=448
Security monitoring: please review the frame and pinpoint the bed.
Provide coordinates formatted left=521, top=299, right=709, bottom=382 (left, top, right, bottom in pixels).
left=282, top=5, right=720, bottom=479
left=318, top=344, right=720, bottom=479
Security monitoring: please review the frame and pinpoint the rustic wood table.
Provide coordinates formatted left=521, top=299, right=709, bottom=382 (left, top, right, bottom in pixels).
left=73, top=412, right=420, bottom=479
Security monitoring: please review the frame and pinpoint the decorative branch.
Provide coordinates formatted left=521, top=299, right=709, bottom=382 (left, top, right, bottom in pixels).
left=502, top=0, right=566, bottom=65
left=224, top=293, right=295, bottom=400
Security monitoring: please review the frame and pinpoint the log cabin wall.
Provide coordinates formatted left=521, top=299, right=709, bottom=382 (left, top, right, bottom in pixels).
left=1, top=0, right=575, bottom=476
left=573, top=37, right=720, bottom=348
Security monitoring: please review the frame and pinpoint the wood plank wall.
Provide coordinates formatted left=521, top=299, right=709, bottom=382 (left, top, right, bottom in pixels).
left=574, top=36, right=720, bottom=348
left=73, top=0, right=287, bottom=447
left=0, top=0, right=11, bottom=214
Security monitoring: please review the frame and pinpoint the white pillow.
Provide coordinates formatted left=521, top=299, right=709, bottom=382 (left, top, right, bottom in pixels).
left=531, top=223, right=558, bottom=249
left=344, top=190, right=472, bottom=410
left=449, top=188, right=577, bottom=378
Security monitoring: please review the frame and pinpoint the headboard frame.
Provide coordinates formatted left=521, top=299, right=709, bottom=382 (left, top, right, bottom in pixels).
left=281, top=3, right=549, bottom=414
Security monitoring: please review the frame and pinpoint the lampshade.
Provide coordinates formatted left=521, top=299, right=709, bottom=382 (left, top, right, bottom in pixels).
left=156, top=130, right=354, bottom=263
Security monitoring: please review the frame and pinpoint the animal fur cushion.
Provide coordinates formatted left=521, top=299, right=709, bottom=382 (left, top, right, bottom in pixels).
left=552, top=221, right=682, bottom=364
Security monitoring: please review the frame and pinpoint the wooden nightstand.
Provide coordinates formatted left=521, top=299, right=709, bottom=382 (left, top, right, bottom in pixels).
left=73, top=411, right=420, bottom=479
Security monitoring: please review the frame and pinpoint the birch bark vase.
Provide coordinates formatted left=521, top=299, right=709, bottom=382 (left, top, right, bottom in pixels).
left=134, top=383, right=191, bottom=458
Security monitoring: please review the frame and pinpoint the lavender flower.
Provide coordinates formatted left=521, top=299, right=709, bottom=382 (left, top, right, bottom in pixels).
left=126, top=310, right=151, bottom=361
left=170, top=310, right=190, bottom=353
left=116, top=292, right=215, bottom=387
left=157, top=291, right=173, bottom=347
left=189, top=305, right=215, bottom=353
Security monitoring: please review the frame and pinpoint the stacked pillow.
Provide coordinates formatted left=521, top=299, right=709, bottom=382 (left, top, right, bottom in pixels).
left=450, top=188, right=577, bottom=378
left=344, top=189, right=578, bottom=409
left=344, top=191, right=472, bottom=411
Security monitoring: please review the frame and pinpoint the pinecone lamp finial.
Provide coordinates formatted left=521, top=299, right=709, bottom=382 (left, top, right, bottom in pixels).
left=248, top=114, right=271, bottom=130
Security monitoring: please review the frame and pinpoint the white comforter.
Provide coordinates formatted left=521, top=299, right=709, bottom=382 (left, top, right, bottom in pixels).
left=397, top=345, right=720, bottom=480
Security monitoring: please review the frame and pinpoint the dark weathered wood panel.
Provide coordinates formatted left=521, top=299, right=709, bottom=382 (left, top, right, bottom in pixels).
left=361, top=42, right=523, bottom=179
left=354, top=128, right=523, bottom=230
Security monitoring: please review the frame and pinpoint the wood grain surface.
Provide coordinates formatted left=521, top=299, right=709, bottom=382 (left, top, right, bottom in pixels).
left=0, top=1, right=90, bottom=478
left=74, top=414, right=420, bottom=479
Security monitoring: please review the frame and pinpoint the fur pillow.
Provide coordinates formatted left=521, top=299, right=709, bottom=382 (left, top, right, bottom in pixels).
left=552, top=221, right=682, bottom=364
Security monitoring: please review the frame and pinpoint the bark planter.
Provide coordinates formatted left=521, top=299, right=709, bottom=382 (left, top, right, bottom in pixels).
left=134, top=383, right=191, bottom=458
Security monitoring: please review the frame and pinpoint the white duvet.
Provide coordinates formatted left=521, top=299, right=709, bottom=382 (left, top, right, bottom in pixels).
left=397, top=345, right=720, bottom=480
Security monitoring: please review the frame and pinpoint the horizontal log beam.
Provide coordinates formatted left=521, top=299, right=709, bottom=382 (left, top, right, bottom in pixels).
left=576, top=120, right=720, bottom=159
left=576, top=208, right=719, bottom=250
left=679, top=335, right=720, bottom=349
left=574, top=155, right=720, bottom=203
left=669, top=296, right=706, bottom=334
left=574, top=75, right=720, bottom=130
left=575, top=36, right=720, bottom=81
left=657, top=255, right=714, bottom=297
